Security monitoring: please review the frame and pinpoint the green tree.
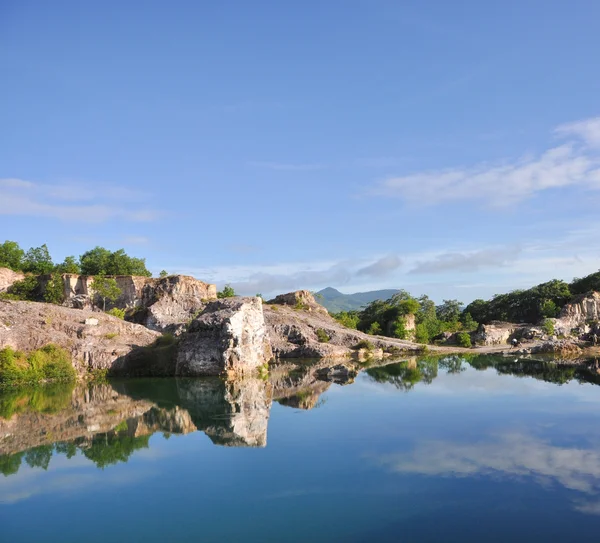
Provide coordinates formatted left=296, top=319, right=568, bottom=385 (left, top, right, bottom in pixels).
left=0, top=240, right=25, bottom=271
left=90, top=275, right=122, bottom=311
left=437, top=299, right=463, bottom=323
left=80, top=247, right=112, bottom=275
left=0, top=452, right=23, bottom=476
left=541, top=299, right=559, bottom=318
left=80, top=247, right=151, bottom=277
left=456, top=332, right=472, bottom=348
left=217, top=285, right=236, bottom=298
left=159, top=270, right=168, bottom=278
left=367, top=321, right=382, bottom=335
left=44, top=273, right=64, bottom=305
left=24, top=445, right=53, bottom=471
left=22, top=244, right=54, bottom=274
left=55, top=256, right=81, bottom=274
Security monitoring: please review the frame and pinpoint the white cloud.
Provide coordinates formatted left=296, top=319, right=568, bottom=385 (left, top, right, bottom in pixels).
left=0, top=178, right=161, bottom=223
left=372, top=116, right=600, bottom=205
left=555, top=116, right=600, bottom=148
left=376, top=432, right=600, bottom=498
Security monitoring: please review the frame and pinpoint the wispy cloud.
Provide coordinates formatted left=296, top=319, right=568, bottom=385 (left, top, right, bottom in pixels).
left=357, top=255, right=403, bottom=277
left=409, top=246, right=521, bottom=274
left=0, top=178, right=161, bottom=223
left=371, top=116, right=600, bottom=205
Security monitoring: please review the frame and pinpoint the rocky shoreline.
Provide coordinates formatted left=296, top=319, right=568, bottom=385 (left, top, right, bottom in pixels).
left=2, top=269, right=600, bottom=380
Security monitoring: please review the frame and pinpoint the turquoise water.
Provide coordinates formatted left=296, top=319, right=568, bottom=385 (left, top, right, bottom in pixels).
left=2, top=356, right=600, bottom=542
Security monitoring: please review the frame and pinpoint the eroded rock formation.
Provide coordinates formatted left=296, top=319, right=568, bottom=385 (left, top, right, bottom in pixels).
left=0, top=268, right=24, bottom=292
left=176, top=297, right=273, bottom=377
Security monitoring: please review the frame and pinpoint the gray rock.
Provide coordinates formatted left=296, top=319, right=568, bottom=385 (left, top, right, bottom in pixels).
left=176, top=297, right=273, bottom=377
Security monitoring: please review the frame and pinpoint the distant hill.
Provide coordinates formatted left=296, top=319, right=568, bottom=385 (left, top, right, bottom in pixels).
left=316, top=287, right=400, bottom=313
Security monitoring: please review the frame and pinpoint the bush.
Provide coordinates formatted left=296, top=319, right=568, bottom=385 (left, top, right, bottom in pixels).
left=316, top=328, right=330, bottom=343
left=217, top=285, right=236, bottom=298
left=0, top=344, right=76, bottom=388
left=543, top=318, right=555, bottom=336
left=6, top=275, right=39, bottom=301
left=352, top=339, right=375, bottom=351
left=107, top=308, right=125, bottom=319
left=332, top=311, right=359, bottom=329
left=456, top=332, right=472, bottom=348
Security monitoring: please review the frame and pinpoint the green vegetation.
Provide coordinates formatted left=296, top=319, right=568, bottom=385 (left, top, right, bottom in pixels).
left=456, top=332, right=472, bottom=348
left=0, top=382, right=75, bottom=419
left=543, top=318, right=555, bottom=336
left=316, top=328, right=330, bottom=343
left=107, top=307, right=125, bottom=319
left=22, top=244, right=54, bottom=274
left=464, top=279, right=572, bottom=324
left=0, top=345, right=76, bottom=388
left=353, top=339, right=375, bottom=351
left=0, top=239, right=151, bottom=278
left=104, top=332, right=119, bottom=340
left=2, top=274, right=38, bottom=301
left=331, top=310, right=359, bottom=329
left=90, top=275, right=122, bottom=311
left=159, top=270, right=168, bottom=278
left=55, top=256, right=81, bottom=274
left=43, top=273, right=65, bottom=305
left=80, top=247, right=151, bottom=276
left=217, top=284, right=236, bottom=298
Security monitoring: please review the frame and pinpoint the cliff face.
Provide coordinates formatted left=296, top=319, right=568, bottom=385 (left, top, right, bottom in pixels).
left=555, top=292, right=600, bottom=334
left=58, top=273, right=217, bottom=332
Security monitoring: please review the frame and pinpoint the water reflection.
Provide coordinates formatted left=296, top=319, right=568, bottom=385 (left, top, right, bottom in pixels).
left=2, top=354, right=600, bottom=479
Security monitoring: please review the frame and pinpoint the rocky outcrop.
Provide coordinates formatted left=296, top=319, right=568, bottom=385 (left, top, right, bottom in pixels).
left=0, top=268, right=24, bottom=292
left=56, top=273, right=217, bottom=331
left=0, top=300, right=160, bottom=374
left=268, top=290, right=329, bottom=314
left=264, top=301, right=423, bottom=359
left=554, top=292, right=600, bottom=335
left=176, top=297, right=273, bottom=377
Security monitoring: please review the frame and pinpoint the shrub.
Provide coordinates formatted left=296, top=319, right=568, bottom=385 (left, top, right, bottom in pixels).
left=456, top=332, right=472, bottom=348
left=0, top=344, right=76, bottom=388
left=332, top=311, right=359, bottom=329
left=543, top=318, right=555, bottom=336
left=352, top=339, right=375, bottom=351
left=159, top=270, right=168, bottom=278
left=316, top=328, right=330, bottom=343
left=294, top=300, right=309, bottom=311
left=104, top=332, right=119, bottom=340
left=107, top=308, right=125, bottom=319
left=217, top=285, right=236, bottom=298
left=6, top=275, right=39, bottom=301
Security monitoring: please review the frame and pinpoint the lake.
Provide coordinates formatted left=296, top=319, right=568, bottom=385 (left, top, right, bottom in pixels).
left=2, top=354, right=600, bottom=542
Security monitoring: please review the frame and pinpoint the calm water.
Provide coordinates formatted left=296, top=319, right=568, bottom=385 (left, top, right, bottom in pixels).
left=2, top=355, right=600, bottom=542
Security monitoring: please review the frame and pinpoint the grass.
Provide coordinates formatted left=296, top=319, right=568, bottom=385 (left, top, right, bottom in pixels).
left=0, top=344, right=76, bottom=388
left=104, top=332, right=119, bottom=340
left=294, top=301, right=309, bottom=311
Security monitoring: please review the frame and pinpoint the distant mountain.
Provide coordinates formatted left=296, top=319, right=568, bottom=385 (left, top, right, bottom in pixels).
left=316, top=287, right=400, bottom=313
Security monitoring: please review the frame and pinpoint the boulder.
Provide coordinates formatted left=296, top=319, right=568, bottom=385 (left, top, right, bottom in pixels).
left=471, top=322, right=516, bottom=345
left=176, top=297, right=273, bottom=377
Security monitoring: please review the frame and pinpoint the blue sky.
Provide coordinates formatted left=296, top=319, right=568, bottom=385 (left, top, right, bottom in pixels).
left=2, top=0, right=600, bottom=302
